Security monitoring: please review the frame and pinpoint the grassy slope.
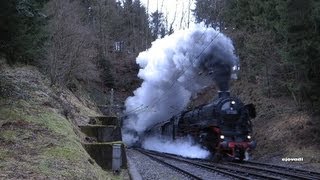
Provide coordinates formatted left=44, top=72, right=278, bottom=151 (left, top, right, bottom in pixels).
left=0, top=63, right=124, bottom=179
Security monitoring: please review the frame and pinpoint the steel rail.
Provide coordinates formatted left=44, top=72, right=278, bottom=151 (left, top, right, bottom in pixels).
left=140, top=149, right=280, bottom=180
left=226, top=162, right=319, bottom=180
left=137, top=149, right=320, bottom=180
left=246, top=161, right=320, bottom=177
left=137, top=149, right=203, bottom=180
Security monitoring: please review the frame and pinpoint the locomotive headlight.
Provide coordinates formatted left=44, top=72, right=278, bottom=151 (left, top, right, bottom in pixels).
left=247, top=135, right=252, bottom=139
left=231, top=101, right=236, bottom=105
left=220, top=135, right=225, bottom=139
left=232, top=66, right=237, bottom=71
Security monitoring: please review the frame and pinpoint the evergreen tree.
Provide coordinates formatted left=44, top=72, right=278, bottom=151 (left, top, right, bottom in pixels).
left=0, top=0, right=48, bottom=64
left=193, top=0, right=320, bottom=111
left=286, top=0, right=320, bottom=108
left=194, top=0, right=227, bottom=29
left=150, top=10, right=166, bottom=40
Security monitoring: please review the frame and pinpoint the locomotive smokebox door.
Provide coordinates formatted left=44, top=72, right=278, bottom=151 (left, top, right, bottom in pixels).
left=245, top=104, right=256, bottom=118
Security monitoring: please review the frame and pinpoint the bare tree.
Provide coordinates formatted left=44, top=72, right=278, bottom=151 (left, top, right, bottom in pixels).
left=187, top=0, right=192, bottom=28
left=167, top=1, right=177, bottom=34
left=179, top=1, right=185, bottom=30
left=44, top=0, right=99, bottom=86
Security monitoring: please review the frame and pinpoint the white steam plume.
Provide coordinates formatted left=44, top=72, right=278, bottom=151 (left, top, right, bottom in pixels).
left=123, top=23, right=238, bottom=145
left=143, top=136, right=210, bottom=159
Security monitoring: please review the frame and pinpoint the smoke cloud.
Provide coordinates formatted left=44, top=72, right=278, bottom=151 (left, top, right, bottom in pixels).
left=123, top=23, right=238, bottom=146
left=143, top=136, right=210, bottom=159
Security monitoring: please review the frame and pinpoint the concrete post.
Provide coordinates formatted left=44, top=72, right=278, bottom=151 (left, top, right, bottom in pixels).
left=112, top=143, right=122, bottom=172
left=109, top=88, right=114, bottom=115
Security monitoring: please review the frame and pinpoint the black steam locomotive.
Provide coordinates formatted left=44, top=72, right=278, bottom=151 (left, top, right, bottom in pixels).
left=144, top=91, right=257, bottom=162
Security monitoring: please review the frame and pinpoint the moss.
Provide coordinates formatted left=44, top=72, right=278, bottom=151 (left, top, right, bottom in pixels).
left=0, top=148, right=10, bottom=161
left=0, top=130, right=17, bottom=141
left=30, top=112, right=75, bottom=137
left=44, top=143, right=85, bottom=161
left=36, top=160, right=52, bottom=176
left=35, top=158, right=86, bottom=178
left=1, top=102, right=74, bottom=138
left=0, top=106, right=20, bottom=121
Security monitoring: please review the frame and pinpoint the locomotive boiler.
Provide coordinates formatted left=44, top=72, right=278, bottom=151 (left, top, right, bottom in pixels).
left=144, top=91, right=257, bottom=162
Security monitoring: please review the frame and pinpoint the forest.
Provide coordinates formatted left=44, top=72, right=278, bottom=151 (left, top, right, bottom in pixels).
left=1, top=0, right=319, bottom=111
left=1, top=0, right=320, bottom=178
left=194, top=0, right=320, bottom=112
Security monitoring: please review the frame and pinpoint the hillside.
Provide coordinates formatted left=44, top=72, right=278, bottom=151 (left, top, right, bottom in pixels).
left=0, top=59, right=127, bottom=179
left=190, top=77, right=320, bottom=171
left=233, top=81, right=320, bottom=171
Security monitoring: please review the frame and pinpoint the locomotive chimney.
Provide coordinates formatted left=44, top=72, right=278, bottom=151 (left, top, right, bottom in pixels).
left=218, top=91, right=230, bottom=98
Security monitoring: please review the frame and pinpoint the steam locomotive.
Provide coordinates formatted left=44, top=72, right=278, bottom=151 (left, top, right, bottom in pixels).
left=144, top=91, right=257, bottom=162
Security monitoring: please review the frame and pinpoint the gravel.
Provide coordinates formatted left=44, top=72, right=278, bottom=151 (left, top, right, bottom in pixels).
left=157, top=156, right=233, bottom=180
left=126, top=148, right=190, bottom=180
left=126, top=149, right=235, bottom=180
left=254, top=155, right=320, bottom=173
left=127, top=148, right=320, bottom=180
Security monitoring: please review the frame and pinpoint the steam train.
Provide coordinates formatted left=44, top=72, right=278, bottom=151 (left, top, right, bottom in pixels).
left=144, top=91, right=257, bottom=162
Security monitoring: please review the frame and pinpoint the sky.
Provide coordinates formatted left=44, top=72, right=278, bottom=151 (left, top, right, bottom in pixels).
left=140, top=0, right=196, bottom=30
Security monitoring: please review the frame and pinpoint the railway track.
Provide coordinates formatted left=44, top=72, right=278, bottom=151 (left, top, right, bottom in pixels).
left=136, top=149, right=203, bottom=180
left=235, top=161, right=320, bottom=180
left=136, top=148, right=320, bottom=180
left=136, top=149, right=275, bottom=179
